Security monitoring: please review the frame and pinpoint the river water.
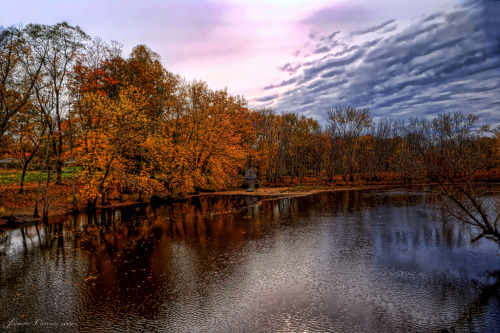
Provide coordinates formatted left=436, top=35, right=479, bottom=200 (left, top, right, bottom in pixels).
left=0, top=189, right=499, bottom=332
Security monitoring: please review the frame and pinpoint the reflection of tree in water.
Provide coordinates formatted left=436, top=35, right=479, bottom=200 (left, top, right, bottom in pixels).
left=244, top=195, right=259, bottom=208
left=1, top=189, right=499, bottom=330
left=441, top=271, right=500, bottom=332
left=67, top=195, right=275, bottom=323
left=0, top=220, right=88, bottom=325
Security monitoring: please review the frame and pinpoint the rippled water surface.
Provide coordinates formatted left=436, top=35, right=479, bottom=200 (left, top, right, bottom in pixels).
left=1, top=189, right=499, bottom=332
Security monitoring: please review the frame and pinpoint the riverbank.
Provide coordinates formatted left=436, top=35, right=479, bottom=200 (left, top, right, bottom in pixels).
left=2, top=164, right=498, bottom=224
left=3, top=177, right=498, bottom=228
left=0, top=182, right=400, bottom=227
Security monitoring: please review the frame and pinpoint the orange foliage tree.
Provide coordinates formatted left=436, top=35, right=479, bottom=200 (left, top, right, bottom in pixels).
left=162, top=81, right=255, bottom=195
left=74, top=87, right=162, bottom=208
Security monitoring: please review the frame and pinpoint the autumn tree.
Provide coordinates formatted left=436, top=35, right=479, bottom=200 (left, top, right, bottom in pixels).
left=365, top=119, right=402, bottom=181
left=162, top=81, right=254, bottom=194
left=75, top=87, right=160, bottom=209
left=252, top=109, right=321, bottom=183
left=0, top=25, right=46, bottom=146
left=273, top=113, right=296, bottom=182
left=326, top=105, right=372, bottom=182
left=285, top=114, right=320, bottom=183
left=309, top=129, right=328, bottom=181
left=321, top=130, right=341, bottom=182
left=8, top=101, right=46, bottom=193
left=253, top=108, right=280, bottom=182
left=125, top=45, right=179, bottom=121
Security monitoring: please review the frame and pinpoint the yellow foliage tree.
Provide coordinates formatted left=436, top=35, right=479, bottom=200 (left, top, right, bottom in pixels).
left=161, top=81, right=254, bottom=195
left=75, top=87, right=163, bottom=208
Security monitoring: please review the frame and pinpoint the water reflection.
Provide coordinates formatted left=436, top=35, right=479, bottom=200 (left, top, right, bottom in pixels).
left=0, top=190, right=499, bottom=332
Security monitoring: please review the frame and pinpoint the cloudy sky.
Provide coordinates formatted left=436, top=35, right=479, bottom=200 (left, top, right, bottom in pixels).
left=2, top=0, right=499, bottom=126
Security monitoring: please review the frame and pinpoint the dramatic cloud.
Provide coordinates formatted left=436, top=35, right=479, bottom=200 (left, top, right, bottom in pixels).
left=254, top=0, right=500, bottom=128
left=2, top=0, right=498, bottom=127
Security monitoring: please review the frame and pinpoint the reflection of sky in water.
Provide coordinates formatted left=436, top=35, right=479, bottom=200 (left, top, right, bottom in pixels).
left=372, top=204, right=498, bottom=279
left=0, top=190, right=499, bottom=332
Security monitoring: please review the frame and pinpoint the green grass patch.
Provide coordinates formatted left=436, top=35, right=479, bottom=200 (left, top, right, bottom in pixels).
left=0, top=168, right=81, bottom=185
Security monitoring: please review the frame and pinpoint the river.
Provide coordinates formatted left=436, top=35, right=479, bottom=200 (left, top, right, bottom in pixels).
left=1, top=189, right=499, bottom=332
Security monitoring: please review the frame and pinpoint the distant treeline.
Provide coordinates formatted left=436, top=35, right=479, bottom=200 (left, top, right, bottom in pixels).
left=1, top=22, right=499, bottom=212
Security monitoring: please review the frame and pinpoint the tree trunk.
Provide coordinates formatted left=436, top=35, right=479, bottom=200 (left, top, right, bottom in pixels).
left=19, top=167, right=27, bottom=194
left=55, top=160, right=62, bottom=184
left=33, top=170, right=43, bottom=217
left=42, top=166, right=52, bottom=221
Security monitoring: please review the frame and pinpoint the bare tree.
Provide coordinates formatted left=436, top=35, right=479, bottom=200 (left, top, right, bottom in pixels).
left=26, top=22, right=89, bottom=183
left=405, top=112, right=499, bottom=245
left=366, top=119, right=402, bottom=181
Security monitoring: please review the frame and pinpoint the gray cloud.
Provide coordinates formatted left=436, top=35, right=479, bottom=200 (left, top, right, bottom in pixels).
left=334, top=45, right=359, bottom=57
left=320, top=31, right=341, bottom=41
left=393, top=23, right=441, bottom=44
left=300, top=50, right=365, bottom=83
left=380, top=25, right=397, bottom=34
left=278, top=62, right=302, bottom=74
left=308, top=79, right=349, bottom=94
left=256, top=1, right=500, bottom=128
left=320, top=68, right=345, bottom=79
left=311, top=31, right=342, bottom=54
left=362, top=39, right=381, bottom=48
left=263, top=77, right=298, bottom=90
left=314, top=45, right=333, bottom=54
left=256, top=94, right=279, bottom=102
left=422, top=13, right=444, bottom=22
left=353, top=19, right=396, bottom=35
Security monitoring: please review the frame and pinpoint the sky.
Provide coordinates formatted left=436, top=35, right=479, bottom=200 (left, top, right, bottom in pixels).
left=2, top=0, right=499, bottom=127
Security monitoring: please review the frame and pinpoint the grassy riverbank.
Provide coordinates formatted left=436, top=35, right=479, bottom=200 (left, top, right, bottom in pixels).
left=1, top=166, right=498, bottom=225
left=0, top=175, right=388, bottom=225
